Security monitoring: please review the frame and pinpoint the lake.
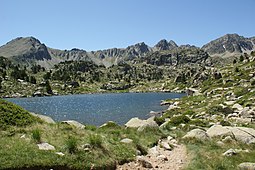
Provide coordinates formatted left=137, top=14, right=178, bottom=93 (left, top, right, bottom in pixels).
left=6, top=92, right=185, bottom=126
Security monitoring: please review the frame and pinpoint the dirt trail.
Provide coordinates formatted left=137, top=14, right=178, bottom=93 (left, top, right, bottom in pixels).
left=117, top=140, right=188, bottom=170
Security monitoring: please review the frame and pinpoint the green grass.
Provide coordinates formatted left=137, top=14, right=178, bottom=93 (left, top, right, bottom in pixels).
left=32, top=128, right=41, bottom=143
left=184, top=140, right=255, bottom=170
left=0, top=121, right=163, bottom=169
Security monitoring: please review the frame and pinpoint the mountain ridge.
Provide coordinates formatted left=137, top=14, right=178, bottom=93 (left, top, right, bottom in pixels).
left=0, top=34, right=254, bottom=68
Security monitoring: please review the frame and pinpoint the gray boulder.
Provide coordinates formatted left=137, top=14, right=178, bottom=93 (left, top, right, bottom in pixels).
left=238, top=162, right=255, bottom=170
left=183, top=129, right=209, bottom=140
left=222, top=148, right=236, bottom=156
left=206, top=125, right=232, bottom=138
left=120, top=138, right=133, bottom=144
left=61, top=120, right=85, bottom=129
left=232, top=103, right=244, bottom=111
left=37, top=142, right=55, bottom=151
left=30, top=112, right=55, bottom=124
left=230, top=127, right=255, bottom=144
left=125, top=116, right=158, bottom=130
left=137, top=156, right=153, bottom=168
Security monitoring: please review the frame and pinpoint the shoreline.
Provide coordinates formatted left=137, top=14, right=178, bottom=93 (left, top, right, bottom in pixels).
left=2, top=89, right=186, bottom=99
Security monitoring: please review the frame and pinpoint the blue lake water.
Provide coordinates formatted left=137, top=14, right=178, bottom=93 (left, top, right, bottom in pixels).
left=6, top=92, right=185, bottom=126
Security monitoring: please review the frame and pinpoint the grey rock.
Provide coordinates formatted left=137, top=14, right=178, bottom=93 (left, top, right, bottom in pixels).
left=223, top=148, right=237, bottom=156
left=55, top=152, right=65, bottom=156
left=160, top=141, right=172, bottom=150
left=30, top=112, right=55, bottom=124
left=37, top=143, right=55, bottom=151
left=157, top=154, right=168, bottom=161
left=206, top=125, right=232, bottom=138
left=148, top=146, right=160, bottom=156
left=238, top=162, right=255, bottom=170
left=125, top=116, right=158, bottom=130
left=61, top=120, right=85, bottom=129
left=183, top=129, right=209, bottom=140
left=230, top=127, right=255, bottom=144
left=232, top=103, right=244, bottom=111
left=222, top=136, right=234, bottom=143
left=120, top=138, right=133, bottom=144
left=137, top=156, right=153, bottom=168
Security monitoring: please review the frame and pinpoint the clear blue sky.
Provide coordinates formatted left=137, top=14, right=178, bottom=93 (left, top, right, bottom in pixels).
left=1, top=0, right=254, bottom=51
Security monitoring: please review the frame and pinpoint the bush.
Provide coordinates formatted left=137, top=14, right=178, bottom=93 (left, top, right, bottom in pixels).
left=189, top=119, right=208, bottom=127
left=207, top=105, right=233, bottom=115
left=89, top=134, right=103, bottom=148
left=169, top=115, right=190, bottom=126
left=65, top=136, right=78, bottom=154
left=0, top=100, right=36, bottom=129
left=32, top=129, right=41, bottom=143
left=154, top=116, right=165, bottom=125
left=220, top=120, right=231, bottom=126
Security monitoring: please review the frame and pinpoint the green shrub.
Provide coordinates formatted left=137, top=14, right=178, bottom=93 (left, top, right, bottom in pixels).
left=184, top=110, right=196, bottom=116
left=154, top=116, right=165, bottom=125
left=0, top=100, right=37, bottom=129
left=220, top=120, right=231, bottom=126
left=65, top=136, right=78, bottom=154
left=169, top=115, right=190, bottom=126
left=189, top=119, right=208, bottom=127
left=234, top=87, right=249, bottom=97
left=32, top=129, right=41, bottom=143
left=207, top=105, right=233, bottom=115
left=89, top=134, right=103, bottom=148
left=251, top=80, right=255, bottom=86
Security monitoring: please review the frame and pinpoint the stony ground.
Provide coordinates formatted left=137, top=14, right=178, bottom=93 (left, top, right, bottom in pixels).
left=117, top=141, right=188, bottom=170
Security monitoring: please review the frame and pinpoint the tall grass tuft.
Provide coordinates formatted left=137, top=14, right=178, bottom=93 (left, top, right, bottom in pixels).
left=89, top=134, right=103, bottom=148
left=32, top=129, right=41, bottom=143
left=65, top=136, right=78, bottom=154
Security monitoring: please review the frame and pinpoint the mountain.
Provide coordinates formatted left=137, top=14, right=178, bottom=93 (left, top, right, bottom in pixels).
left=0, top=37, right=51, bottom=60
left=153, top=39, right=178, bottom=51
left=202, top=34, right=255, bottom=57
left=0, top=34, right=254, bottom=68
left=0, top=37, right=179, bottom=68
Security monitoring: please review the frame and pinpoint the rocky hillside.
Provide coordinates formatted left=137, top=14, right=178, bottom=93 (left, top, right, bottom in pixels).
left=202, top=34, right=255, bottom=57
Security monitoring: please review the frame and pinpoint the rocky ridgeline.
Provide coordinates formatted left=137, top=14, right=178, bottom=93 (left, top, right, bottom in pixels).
left=0, top=34, right=254, bottom=69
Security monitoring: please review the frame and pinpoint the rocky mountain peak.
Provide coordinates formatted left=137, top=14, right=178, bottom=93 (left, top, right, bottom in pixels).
left=202, top=34, right=254, bottom=56
left=0, top=36, right=51, bottom=62
left=154, top=39, right=178, bottom=51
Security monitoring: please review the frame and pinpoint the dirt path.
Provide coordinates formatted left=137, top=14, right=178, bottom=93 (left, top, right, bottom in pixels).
left=117, top=139, right=188, bottom=170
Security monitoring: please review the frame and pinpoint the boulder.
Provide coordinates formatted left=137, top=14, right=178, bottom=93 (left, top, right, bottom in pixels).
left=30, top=112, right=55, bottom=124
left=230, top=127, right=255, bottom=144
left=232, top=103, right=244, bottom=111
left=222, top=136, right=235, bottom=143
left=206, top=125, right=232, bottom=138
left=239, top=107, right=251, bottom=118
left=137, top=156, right=153, bottom=168
left=99, top=121, right=119, bottom=128
left=37, top=143, right=55, bottom=151
left=148, top=146, right=160, bottom=156
left=222, top=148, right=237, bottom=156
left=120, top=138, right=133, bottom=144
left=125, top=116, right=158, bottom=129
left=160, top=141, right=172, bottom=150
left=55, top=152, right=65, bottom=156
left=61, top=120, right=85, bottom=129
left=238, top=162, right=255, bottom=170
left=224, top=101, right=236, bottom=106
left=157, top=154, right=168, bottom=161
left=183, top=129, right=209, bottom=140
